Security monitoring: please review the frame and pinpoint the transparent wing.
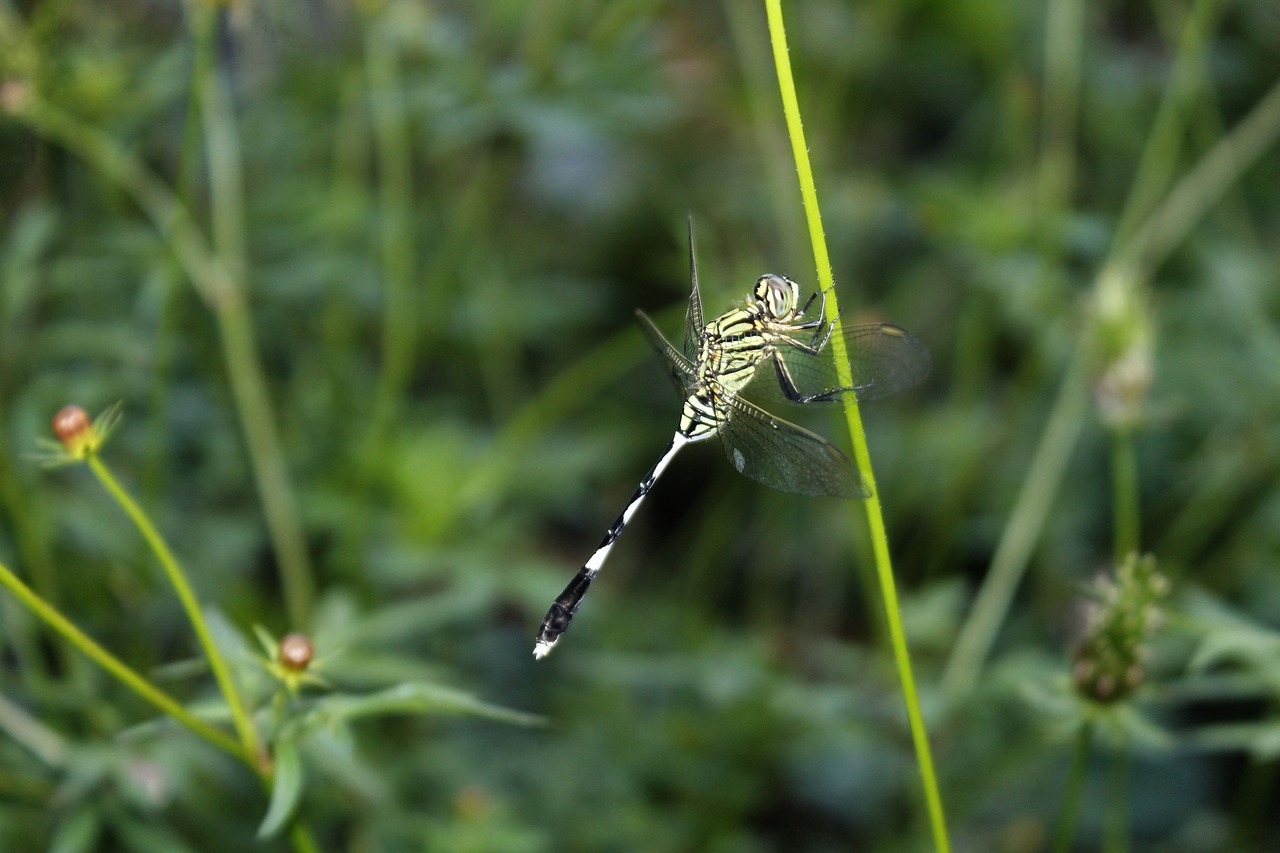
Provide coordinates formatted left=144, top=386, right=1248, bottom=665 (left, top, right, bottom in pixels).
left=715, top=392, right=868, bottom=499
left=636, top=309, right=695, bottom=394
left=750, top=322, right=931, bottom=407
left=683, top=215, right=705, bottom=360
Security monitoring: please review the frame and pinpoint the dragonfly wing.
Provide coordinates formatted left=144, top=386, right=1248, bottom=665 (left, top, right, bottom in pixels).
left=716, top=392, right=868, bottom=499
left=753, top=322, right=931, bottom=407
left=683, top=215, right=705, bottom=361
left=636, top=309, right=695, bottom=393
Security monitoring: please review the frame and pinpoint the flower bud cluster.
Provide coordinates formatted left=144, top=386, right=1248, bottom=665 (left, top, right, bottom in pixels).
left=1091, top=267, right=1154, bottom=431
left=1072, top=553, right=1168, bottom=703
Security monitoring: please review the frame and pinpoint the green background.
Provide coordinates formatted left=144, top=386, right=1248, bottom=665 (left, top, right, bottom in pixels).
left=2, top=1, right=1280, bottom=850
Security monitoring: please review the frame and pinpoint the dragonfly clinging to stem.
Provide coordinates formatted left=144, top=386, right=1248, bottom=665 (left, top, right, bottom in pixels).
left=533, top=219, right=930, bottom=659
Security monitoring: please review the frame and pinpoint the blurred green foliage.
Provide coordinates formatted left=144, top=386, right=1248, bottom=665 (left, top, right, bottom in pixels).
left=1, top=0, right=1280, bottom=850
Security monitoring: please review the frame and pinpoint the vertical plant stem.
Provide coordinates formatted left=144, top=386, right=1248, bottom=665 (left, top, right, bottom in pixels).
left=763, top=4, right=950, bottom=851
left=1110, top=427, right=1140, bottom=563
left=364, top=12, right=419, bottom=444
left=1103, top=745, right=1132, bottom=853
left=1037, top=0, right=1084, bottom=236
left=0, top=559, right=246, bottom=760
left=86, top=455, right=261, bottom=763
left=193, top=25, right=316, bottom=632
left=215, top=294, right=316, bottom=632
left=1053, top=722, right=1094, bottom=853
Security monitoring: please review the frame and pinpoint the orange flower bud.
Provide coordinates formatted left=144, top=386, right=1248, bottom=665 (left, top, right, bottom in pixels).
left=279, top=633, right=314, bottom=672
left=52, top=405, right=94, bottom=457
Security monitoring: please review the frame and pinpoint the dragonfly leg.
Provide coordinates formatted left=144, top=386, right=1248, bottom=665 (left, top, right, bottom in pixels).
left=798, top=288, right=820, bottom=317
left=771, top=350, right=862, bottom=403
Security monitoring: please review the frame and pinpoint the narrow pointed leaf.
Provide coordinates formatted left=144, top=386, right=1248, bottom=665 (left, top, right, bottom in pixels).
left=257, top=739, right=304, bottom=839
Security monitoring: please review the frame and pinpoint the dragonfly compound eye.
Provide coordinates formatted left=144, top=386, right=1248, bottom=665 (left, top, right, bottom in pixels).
left=754, top=274, right=797, bottom=318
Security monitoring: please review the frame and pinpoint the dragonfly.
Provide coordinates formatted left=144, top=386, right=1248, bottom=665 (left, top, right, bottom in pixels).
left=533, top=221, right=930, bottom=659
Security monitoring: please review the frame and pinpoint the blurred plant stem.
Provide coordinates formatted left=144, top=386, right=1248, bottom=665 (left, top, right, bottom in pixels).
left=764, top=3, right=951, bottom=851
left=1111, top=74, right=1280, bottom=283
left=0, top=549, right=322, bottom=851
left=1036, top=0, right=1083, bottom=240
left=1105, top=747, right=1133, bottom=853
left=942, top=3, right=1280, bottom=702
left=190, top=7, right=315, bottom=632
left=363, top=9, right=418, bottom=446
left=0, top=558, right=245, bottom=759
left=1110, top=428, right=1140, bottom=562
left=0, top=691, right=67, bottom=767
left=1052, top=721, right=1093, bottom=853
left=5, top=58, right=317, bottom=631
left=85, top=453, right=260, bottom=762
left=1112, top=0, right=1221, bottom=252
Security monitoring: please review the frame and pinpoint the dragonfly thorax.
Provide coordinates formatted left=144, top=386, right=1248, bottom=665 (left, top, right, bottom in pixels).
left=752, top=274, right=801, bottom=321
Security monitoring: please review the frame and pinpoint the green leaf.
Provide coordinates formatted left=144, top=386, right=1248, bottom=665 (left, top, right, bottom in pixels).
left=257, top=739, right=304, bottom=840
left=49, top=807, right=101, bottom=853
left=252, top=623, right=279, bottom=659
left=290, top=682, right=544, bottom=736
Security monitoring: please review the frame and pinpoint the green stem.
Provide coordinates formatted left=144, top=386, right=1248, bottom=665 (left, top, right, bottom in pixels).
left=0, top=690, right=68, bottom=767
left=86, top=455, right=261, bottom=763
left=1052, top=722, right=1094, bottom=853
left=1114, top=73, right=1280, bottom=281
left=1103, top=745, right=1132, bottom=853
left=195, top=35, right=316, bottom=633
left=0, top=559, right=245, bottom=760
left=764, top=4, right=950, bottom=852
left=1037, top=0, right=1084, bottom=235
left=363, top=12, right=419, bottom=445
left=1111, top=0, right=1220, bottom=251
left=1110, top=427, right=1140, bottom=563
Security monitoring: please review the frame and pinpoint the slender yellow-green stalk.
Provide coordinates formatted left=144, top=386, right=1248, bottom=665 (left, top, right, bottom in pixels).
left=193, top=19, right=316, bottom=633
left=763, top=4, right=950, bottom=851
left=364, top=11, right=419, bottom=444
left=86, top=454, right=261, bottom=763
left=1052, top=721, right=1094, bottom=853
left=0, top=551, right=319, bottom=850
left=1110, top=428, right=1140, bottom=563
left=0, top=559, right=245, bottom=759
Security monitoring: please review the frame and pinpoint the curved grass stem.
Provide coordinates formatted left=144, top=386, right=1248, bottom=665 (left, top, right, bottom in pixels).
left=86, top=454, right=261, bottom=763
left=764, top=3, right=950, bottom=850
left=0, top=559, right=245, bottom=760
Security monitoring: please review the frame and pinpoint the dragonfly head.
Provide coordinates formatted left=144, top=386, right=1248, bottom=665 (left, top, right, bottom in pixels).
left=753, top=274, right=800, bottom=320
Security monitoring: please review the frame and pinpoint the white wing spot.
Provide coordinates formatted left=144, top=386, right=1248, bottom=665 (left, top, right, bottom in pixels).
left=733, top=448, right=746, bottom=472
